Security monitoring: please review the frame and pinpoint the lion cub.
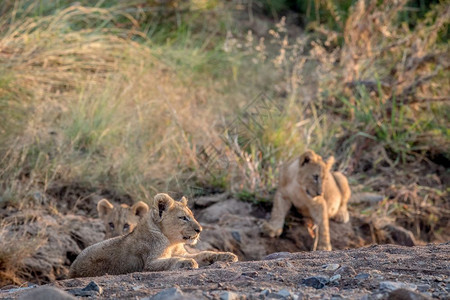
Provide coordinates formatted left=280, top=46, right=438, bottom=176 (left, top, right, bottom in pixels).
left=97, top=199, right=149, bottom=239
left=70, top=193, right=238, bottom=278
left=262, top=150, right=351, bottom=251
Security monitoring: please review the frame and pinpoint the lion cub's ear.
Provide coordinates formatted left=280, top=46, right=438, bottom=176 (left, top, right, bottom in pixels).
left=97, top=199, right=114, bottom=218
left=180, top=196, right=188, bottom=206
left=300, top=150, right=315, bottom=166
left=154, top=193, right=174, bottom=218
left=132, top=201, right=149, bottom=218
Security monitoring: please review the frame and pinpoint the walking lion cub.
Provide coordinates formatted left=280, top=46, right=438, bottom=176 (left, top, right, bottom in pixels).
left=70, top=193, right=238, bottom=278
left=262, top=150, right=351, bottom=251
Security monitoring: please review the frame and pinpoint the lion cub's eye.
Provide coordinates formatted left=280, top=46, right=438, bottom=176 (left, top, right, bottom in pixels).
left=109, top=222, right=114, bottom=229
left=313, top=174, right=319, bottom=182
left=179, top=216, right=189, bottom=221
left=123, top=223, right=130, bottom=231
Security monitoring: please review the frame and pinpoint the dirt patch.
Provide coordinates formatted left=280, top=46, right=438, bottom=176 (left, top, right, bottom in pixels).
left=2, top=243, right=449, bottom=299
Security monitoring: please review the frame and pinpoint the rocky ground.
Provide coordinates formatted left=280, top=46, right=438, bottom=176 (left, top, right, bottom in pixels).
left=1, top=243, right=449, bottom=299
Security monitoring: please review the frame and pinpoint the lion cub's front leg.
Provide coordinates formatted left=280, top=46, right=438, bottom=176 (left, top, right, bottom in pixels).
left=309, top=196, right=332, bottom=251
left=187, top=251, right=238, bottom=267
left=144, top=257, right=198, bottom=272
left=261, top=191, right=292, bottom=238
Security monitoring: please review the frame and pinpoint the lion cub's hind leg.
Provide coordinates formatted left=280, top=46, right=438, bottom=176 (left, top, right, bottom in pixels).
left=331, top=172, right=351, bottom=224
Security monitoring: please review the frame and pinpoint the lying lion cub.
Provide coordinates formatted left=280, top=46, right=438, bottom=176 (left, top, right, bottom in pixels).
left=70, top=193, right=238, bottom=278
left=262, top=150, right=351, bottom=251
left=97, top=199, right=149, bottom=239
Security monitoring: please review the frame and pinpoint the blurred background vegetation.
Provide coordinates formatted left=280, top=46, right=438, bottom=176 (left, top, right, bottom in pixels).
left=0, top=0, right=448, bottom=285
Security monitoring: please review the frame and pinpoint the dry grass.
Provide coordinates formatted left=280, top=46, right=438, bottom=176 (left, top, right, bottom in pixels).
left=0, top=221, right=46, bottom=286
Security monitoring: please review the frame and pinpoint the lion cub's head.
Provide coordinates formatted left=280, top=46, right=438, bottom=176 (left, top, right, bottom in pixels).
left=153, top=193, right=202, bottom=245
left=97, top=199, right=149, bottom=239
left=297, top=150, right=335, bottom=198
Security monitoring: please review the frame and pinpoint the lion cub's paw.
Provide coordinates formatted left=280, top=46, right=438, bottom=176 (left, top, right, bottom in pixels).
left=333, top=208, right=350, bottom=224
left=261, top=221, right=282, bottom=238
left=214, top=252, right=238, bottom=263
left=317, top=244, right=332, bottom=251
left=177, top=258, right=199, bottom=269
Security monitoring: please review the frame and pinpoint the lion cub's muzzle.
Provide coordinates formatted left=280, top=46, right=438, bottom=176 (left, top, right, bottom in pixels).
left=183, top=224, right=202, bottom=245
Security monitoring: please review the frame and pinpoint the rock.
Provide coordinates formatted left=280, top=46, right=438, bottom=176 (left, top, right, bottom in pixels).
left=67, top=281, right=103, bottom=297
left=220, top=291, right=240, bottom=300
left=383, top=224, right=416, bottom=247
left=82, top=281, right=102, bottom=293
left=193, top=193, right=229, bottom=208
left=277, top=288, right=292, bottom=298
left=330, top=274, right=341, bottom=283
left=196, top=199, right=252, bottom=223
left=380, top=281, right=417, bottom=292
left=262, top=252, right=292, bottom=260
left=231, top=231, right=241, bottom=243
left=19, top=286, right=76, bottom=300
left=267, top=291, right=292, bottom=299
left=260, top=289, right=271, bottom=297
left=301, top=276, right=330, bottom=289
left=416, top=284, right=431, bottom=292
left=355, top=273, right=371, bottom=280
left=146, top=287, right=184, bottom=300
left=387, top=288, right=431, bottom=300
left=334, top=265, right=356, bottom=277
left=322, top=263, right=340, bottom=271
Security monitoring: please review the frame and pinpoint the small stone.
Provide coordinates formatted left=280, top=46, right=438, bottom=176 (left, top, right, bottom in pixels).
left=380, top=281, right=417, bottom=292
left=387, top=288, right=431, bottom=300
left=330, top=274, right=341, bottom=283
left=220, top=291, right=239, bottom=300
left=266, top=293, right=285, bottom=299
left=262, top=252, right=292, bottom=260
left=355, top=273, right=371, bottom=280
left=67, top=281, right=103, bottom=297
left=331, top=295, right=344, bottom=300
left=322, top=264, right=340, bottom=271
left=260, top=289, right=271, bottom=297
left=133, top=285, right=145, bottom=291
left=416, top=284, right=431, bottom=292
left=231, top=231, right=241, bottom=243
left=19, top=286, right=76, bottom=300
left=148, top=287, right=184, bottom=300
left=302, top=276, right=330, bottom=289
left=334, top=265, right=356, bottom=277
left=82, top=281, right=102, bottom=294
left=277, top=288, right=292, bottom=298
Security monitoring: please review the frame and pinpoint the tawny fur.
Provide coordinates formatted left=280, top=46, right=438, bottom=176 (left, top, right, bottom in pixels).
left=70, top=193, right=238, bottom=278
left=97, top=199, right=149, bottom=239
left=262, top=150, right=351, bottom=251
